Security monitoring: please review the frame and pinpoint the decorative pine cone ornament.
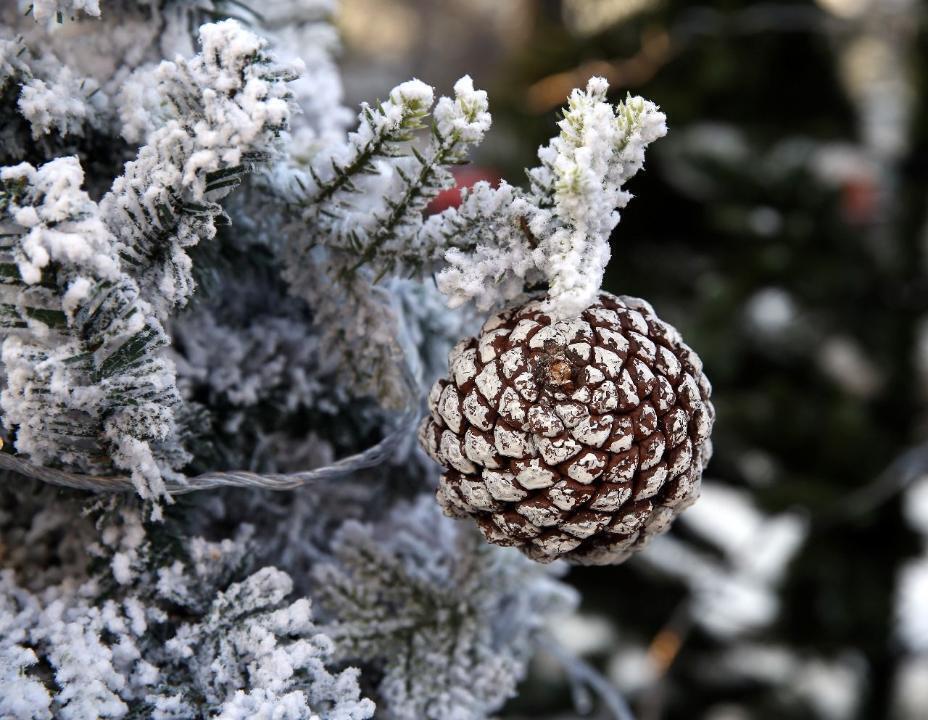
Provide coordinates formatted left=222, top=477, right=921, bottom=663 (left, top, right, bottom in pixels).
left=418, top=292, right=714, bottom=565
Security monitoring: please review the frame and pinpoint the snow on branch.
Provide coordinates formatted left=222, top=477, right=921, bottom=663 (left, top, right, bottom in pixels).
left=0, top=612, right=50, bottom=720
left=0, top=157, right=182, bottom=507
left=0, top=35, right=106, bottom=159
left=349, top=75, right=492, bottom=277
left=296, top=74, right=490, bottom=271
left=288, top=248, right=410, bottom=407
left=24, top=0, right=102, bottom=23
left=282, top=76, right=490, bottom=403
left=279, top=76, right=663, bottom=407
left=162, top=567, right=375, bottom=720
left=436, top=78, right=667, bottom=319
left=303, top=78, right=435, bottom=210
left=102, top=19, right=300, bottom=319
left=18, top=66, right=101, bottom=141
left=0, top=503, right=376, bottom=720
left=314, top=496, right=577, bottom=720
left=425, top=180, right=540, bottom=310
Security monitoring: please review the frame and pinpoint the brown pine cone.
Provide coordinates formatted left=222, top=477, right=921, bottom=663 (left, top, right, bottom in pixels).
left=418, top=292, right=714, bottom=565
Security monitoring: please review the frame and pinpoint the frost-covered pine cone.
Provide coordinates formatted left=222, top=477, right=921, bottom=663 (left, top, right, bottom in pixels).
left=419, top=292, right=714, bottom=565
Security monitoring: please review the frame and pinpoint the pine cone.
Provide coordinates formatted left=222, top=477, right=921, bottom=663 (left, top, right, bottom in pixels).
left=419, top=292, right=714, bottom=565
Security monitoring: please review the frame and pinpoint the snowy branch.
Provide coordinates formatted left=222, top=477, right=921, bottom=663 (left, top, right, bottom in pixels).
left=0, top=157, right=182, bottom=506
left=314, top=496, right=577, bottom=720
left=0, top=502, right=376, bottom=720
left=25, top=0, right=102, bottom=23
left=281, top=76, right=490, bottom=403
left=102, top=20, right=299, bottom=319
left=435, top=79, right=667, bottom=319
left=0, top=35, right=106, bottom=161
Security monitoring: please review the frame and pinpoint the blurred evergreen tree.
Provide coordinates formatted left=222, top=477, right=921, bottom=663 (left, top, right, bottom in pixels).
left=489, top=2, right=928, bottom=718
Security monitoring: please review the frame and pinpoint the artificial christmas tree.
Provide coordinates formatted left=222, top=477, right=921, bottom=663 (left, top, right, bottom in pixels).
left=0, top=1, right=681, bottom=718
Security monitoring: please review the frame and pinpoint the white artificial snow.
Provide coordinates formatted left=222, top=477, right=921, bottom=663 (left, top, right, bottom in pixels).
left=25, top=0, right=101, bottom=22
left=0, top=32, right=109, bottom=149
left=436, top=181, right=539, bottom=311
left=532, top=87, right=666, bottom=318
left=0, top=502, right=375, bottom=720
left=1, top=157, right=182, bottom=504
left=0, top=608, right=53, bottom=719
left=314, top=496, right=577, bottom=720
left=435, top=79, right=666, bottom=319
left=18, top=67, right=103, bottom=140
left=433, top=75, right=491, bottom=144
left=2, top=159, right=120, bottom=284
left=272, top=17, right=351, bottom=151
left=171, top=308, right=337, bottom=416
left=103, top=20, right=299, bottom=319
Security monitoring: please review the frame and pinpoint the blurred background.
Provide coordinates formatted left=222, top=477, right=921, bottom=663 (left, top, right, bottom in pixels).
left=338, top=1, right=928, bottom=718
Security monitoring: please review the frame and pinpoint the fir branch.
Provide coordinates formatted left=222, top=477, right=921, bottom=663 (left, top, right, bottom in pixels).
left=283, top=244, right=409, bottom=407
left=281, top=78, right=489, bottom=403
left=101, top=20, right=299, bottom=320
left=341, top=76, right=492, bottom=278
left=23, top=0, right=101, bottom=23
left=312, top=98, right=430, bottom=208
left=0, top=37, right=107, bottom=164
left=433, top=78, right=667, bottom=319
left=0, top=503, right=376, bottom=719
left=0, top=158, right=183, bottom=506
left=289, top=77, right=434, bottom=226
left=314, top=496, right=577, bottom=720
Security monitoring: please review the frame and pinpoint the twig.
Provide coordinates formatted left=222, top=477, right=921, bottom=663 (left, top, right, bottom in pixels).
left=539, top=632, right=637, bottom=720
left=833, top=443, right=928, bottom=520
left=645, top=600, right=693, bottom=677
left=638, top=601, right=694, bottom=720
